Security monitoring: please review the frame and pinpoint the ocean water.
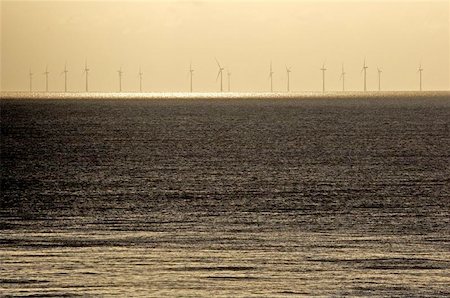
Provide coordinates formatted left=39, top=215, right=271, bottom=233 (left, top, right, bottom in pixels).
left=1, top=93, right=450, bottom=297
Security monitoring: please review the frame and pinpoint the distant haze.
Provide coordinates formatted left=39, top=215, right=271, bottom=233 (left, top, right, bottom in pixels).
left=1, top=0, right=449, bottom=92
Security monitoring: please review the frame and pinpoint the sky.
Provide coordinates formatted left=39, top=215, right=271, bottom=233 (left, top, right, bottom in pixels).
left=1, top=0, right=449, bottom=92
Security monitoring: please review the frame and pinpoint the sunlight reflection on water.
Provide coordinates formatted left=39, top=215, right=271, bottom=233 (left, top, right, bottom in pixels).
left=1, top=90, right=449, bottom=100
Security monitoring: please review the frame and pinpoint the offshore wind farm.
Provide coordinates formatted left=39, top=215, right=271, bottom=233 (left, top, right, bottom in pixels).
left=12, top=58, right=434, bottom=94
left=1, top=1, right=449, bottom=297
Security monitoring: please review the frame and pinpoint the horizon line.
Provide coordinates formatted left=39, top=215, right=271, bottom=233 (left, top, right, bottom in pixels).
left=2, top=90, right=449, bottom=100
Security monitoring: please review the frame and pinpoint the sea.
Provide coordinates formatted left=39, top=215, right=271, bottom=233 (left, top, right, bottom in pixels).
left=1, top=92, right=449, bottom=297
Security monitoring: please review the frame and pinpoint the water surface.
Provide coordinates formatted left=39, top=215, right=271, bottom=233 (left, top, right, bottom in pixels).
left=1, top=94, right=449, bottom=296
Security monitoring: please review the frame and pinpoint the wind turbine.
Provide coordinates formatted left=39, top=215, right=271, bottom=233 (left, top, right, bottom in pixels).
left=377, top=67, right=382, bottom=91
left=269, top=62, right=274, bottom=92
left=29, top=68, right=33, bottom=92
left=320, top=63, right=327, bottom=93
left=117, top=66, right=123, bottom=92
left=62, top=62, right=68, bottom=92
left=227, top=69, right=231, bottom=92
left=43, top=66, right=49, bottom=92
left=286, top=66, right=291, bottom=92
left=362, top=58, right=368, bottom=91
left=418, top=63, right=424, bottom=91
left=189, top=62, right=194, bottom=92
left=83, top=59, right=90, bottom=92
left=138, top=67, right=143, bottom=92
left=340, top=64, right=346, bottom=91
left=215, top=58, right=224, bottom=92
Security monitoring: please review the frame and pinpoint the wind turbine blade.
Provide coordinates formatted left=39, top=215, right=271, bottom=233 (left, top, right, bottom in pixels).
left=216, top=70, right=221, bottom=81
left=215, top=58, right=221, bottom=69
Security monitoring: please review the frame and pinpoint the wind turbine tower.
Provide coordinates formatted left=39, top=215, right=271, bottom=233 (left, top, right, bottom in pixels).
left=44, top=66, right=49, bottom=92
left=320, top=63, right=327, bottom=93
left=83, top=59, right=90, bottom=92
left=189, top=63, right=194, bottom=92
left=215, top=58, right=224, bottom=92
left=29, top=69, right=33, bottom=92
left=286, top=66, right=291, bottom=92
left=362, top=59, right=368, bottom=91
left=340, top=64, right=346, bottom=91
left=117, top=67, right=123, bottom=92
left=377, top=67, right=382, bottom=91
left=418, top=64, right=424, bottom=91
left=62, top=63, right=68, bottom=92
left=227, top=70, right=231, bottom=92
left=139, top=67, right=143, bottom=92
left=269, top=62, right=274, bottom=92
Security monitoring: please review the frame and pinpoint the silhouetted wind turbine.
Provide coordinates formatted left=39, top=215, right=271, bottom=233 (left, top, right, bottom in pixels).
left=227, top=69, right=231, bottom=92
left=62, top=63, right=68, bottom=92
left=286, top=66, right=291, bottom=92
left=138, top=67, right=143, bottom=92
left=362, top=58, right=368, bottom=91
left=320, top=63, right=327, bottom=93
left=340, top=64, right=346, bottom=91
left=269, top=62, right=274, bottom=92
left=215, top=58, right=224, bottom=92
left=117, top=66, right=123, bottom=92
left=189, top=63, right=194, bottom=92
left=418, top=64, right=424, bottom=91
left=43, top=66, right=49, bottom=92
left=29, top=68, right=33, bottom=92
left=83, top=59, right=90, bottom=92
left=377, top=67, right=382, bottom=91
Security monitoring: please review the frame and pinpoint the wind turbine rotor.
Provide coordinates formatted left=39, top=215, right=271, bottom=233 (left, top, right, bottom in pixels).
left=215, top=58, right=224, bottom=81
left=418, top=63, right=423, bottom=72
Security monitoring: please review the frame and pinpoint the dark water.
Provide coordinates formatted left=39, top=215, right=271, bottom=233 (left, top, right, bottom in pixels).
left=1, top=95, right=450, bottom=297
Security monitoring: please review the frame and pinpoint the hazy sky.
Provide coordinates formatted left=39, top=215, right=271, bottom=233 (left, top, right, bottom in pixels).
left=1, top=0, right=449, bottom=92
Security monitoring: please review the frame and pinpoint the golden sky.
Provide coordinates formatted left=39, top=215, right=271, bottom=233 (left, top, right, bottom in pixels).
left=1, top=0, right=449, bottom=92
